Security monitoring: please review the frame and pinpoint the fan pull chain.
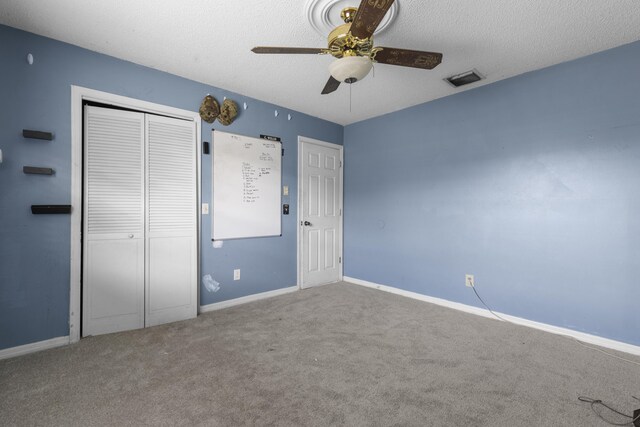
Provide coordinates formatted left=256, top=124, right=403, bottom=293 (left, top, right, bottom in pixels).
left=349, top=82, right=352, bottom=112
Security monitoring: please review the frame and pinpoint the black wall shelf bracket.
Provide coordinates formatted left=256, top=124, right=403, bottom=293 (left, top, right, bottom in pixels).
left=23, top=130, right=53, bottom=141
left=23, top=166, right=54, bottom=175
left=31, top=205, right=72, bottom=214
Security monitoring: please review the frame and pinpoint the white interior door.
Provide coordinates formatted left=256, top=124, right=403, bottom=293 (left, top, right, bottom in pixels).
left=82, top=106, right=145, bottom=336
left=145, top=114, right=197, bottom=326
left=299, top=138, right=343, bottom=288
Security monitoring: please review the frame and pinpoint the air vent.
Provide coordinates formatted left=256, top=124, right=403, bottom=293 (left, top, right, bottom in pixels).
left=445, top=69, right=484, bottom=87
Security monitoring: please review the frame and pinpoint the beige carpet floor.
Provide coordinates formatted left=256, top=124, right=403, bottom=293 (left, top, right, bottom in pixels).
left=1, top=282, right=639, bottom=426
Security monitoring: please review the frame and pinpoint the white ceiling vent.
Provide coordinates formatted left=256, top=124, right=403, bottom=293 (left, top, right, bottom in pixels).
left=445, top=69, right=484, bottom=88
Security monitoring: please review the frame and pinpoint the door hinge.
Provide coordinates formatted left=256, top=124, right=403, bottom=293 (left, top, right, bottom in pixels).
left=339, top=160, right=342, bottom=168
left=339, top=256, right=342, bottom=263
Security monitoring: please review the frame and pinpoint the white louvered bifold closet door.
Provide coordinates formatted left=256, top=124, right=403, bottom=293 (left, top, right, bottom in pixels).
left=83, top=106, right=145, bottom=336
left=83, top=106, right=197, bottom=337
left=145, top=114, right=197, bottom=326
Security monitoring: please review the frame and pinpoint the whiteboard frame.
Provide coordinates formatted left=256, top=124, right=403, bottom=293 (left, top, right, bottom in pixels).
left=211, top=130, right=282, bottom=240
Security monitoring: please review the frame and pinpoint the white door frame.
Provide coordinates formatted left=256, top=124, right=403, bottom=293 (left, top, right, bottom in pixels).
left=296, top=136, right=344, bottom=289
left=70, top=85, right=201, bottom=344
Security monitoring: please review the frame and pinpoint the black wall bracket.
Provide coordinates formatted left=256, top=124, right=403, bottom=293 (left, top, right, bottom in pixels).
left=23, top=129, right=53, bottom=141
left=31, top=205, right=71, bottom=214
left=23, top=166, right=54, bottom=175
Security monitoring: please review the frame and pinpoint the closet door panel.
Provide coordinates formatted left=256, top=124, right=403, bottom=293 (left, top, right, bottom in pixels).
left=148, top=236, right=193, bottom=311
left=83, top=106, right=145, bottom=336
left=86, top=239, right=144, bottom=320
left=145, top=114, right=197, bottom=327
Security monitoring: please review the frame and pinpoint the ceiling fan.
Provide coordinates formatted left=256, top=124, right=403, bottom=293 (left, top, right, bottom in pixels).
left=252, top=0, right=443, bottom=95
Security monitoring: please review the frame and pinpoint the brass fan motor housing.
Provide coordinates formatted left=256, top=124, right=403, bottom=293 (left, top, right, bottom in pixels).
left=327, top=8, right=375, bottom=59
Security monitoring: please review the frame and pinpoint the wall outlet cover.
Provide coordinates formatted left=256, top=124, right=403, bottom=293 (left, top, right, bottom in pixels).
left=465, top=274, right=474, bottom=287
left=201, top=203, right=209, bottom=215
left=233, top=269, right=240, bottom=280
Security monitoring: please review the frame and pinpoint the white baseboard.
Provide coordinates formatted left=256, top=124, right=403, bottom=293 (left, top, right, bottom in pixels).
left=199, top=286, right=298, bottom=313
left=0, top=336, right=70, bottom=360
left=344, top=276, right=640, bottom=357
left=2, top=287, right=298, bottom=359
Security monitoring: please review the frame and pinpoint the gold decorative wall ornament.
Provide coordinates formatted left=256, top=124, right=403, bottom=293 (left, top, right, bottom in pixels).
left=199, top=95, right=220, bottom=123
left=217, top=99, right=238, bottom=126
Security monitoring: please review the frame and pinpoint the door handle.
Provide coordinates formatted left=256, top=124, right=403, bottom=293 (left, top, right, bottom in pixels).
left=303, top=221, right=312, bottom=226
left=128, top=234, right=134, bottom=238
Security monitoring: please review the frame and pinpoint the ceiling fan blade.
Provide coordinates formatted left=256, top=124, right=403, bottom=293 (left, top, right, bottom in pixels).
left=374, top=47, right=443, bottom=70
left=252, top=47, right=327, bottom=55
left=349, top=0, right=395, bottom=40
left=321, top=76, right=341, bottom=94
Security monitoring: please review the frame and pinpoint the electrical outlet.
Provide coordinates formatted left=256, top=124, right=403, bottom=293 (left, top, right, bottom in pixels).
left=201, top=203, right=209, bottom=215
left=234, top=269, right=240, bottom=281
left=465, top=274, right=474, bottom=287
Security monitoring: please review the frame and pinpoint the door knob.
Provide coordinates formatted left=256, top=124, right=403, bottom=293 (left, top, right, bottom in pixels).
left=128, top=234, right=134, bottom=238
left=303, top=221, right=312, bottom=226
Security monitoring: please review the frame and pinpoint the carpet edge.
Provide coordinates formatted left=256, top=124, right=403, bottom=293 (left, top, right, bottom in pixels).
left=344, top=276, right=640, bottom=357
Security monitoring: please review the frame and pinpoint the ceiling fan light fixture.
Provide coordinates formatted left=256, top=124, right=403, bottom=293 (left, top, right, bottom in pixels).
left=329, top=56, right=373, bottom=84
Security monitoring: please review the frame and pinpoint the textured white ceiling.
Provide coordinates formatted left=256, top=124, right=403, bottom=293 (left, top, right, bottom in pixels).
left=1, top=0, right=640, bottom=125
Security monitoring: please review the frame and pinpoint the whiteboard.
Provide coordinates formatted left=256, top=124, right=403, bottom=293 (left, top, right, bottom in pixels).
left=212, top=130, right=281, bottom=240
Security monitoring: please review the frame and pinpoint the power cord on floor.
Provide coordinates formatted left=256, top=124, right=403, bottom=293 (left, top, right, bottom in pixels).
left=469, top=284, right=640, bottom=367
left=578, top=396, right=640, bottom=426
left=471, top=285, right=507, bottom=322
left=470, top=285, right=640, bottom=424
left=572, top=339, right=640, bottom=367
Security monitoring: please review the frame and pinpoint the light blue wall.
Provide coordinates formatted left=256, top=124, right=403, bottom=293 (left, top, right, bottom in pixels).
left=344, top=41, right=640, bottom=346
left=0, top=24, right=342, bottom=350
left=2, top=22, right=638, bottom=352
